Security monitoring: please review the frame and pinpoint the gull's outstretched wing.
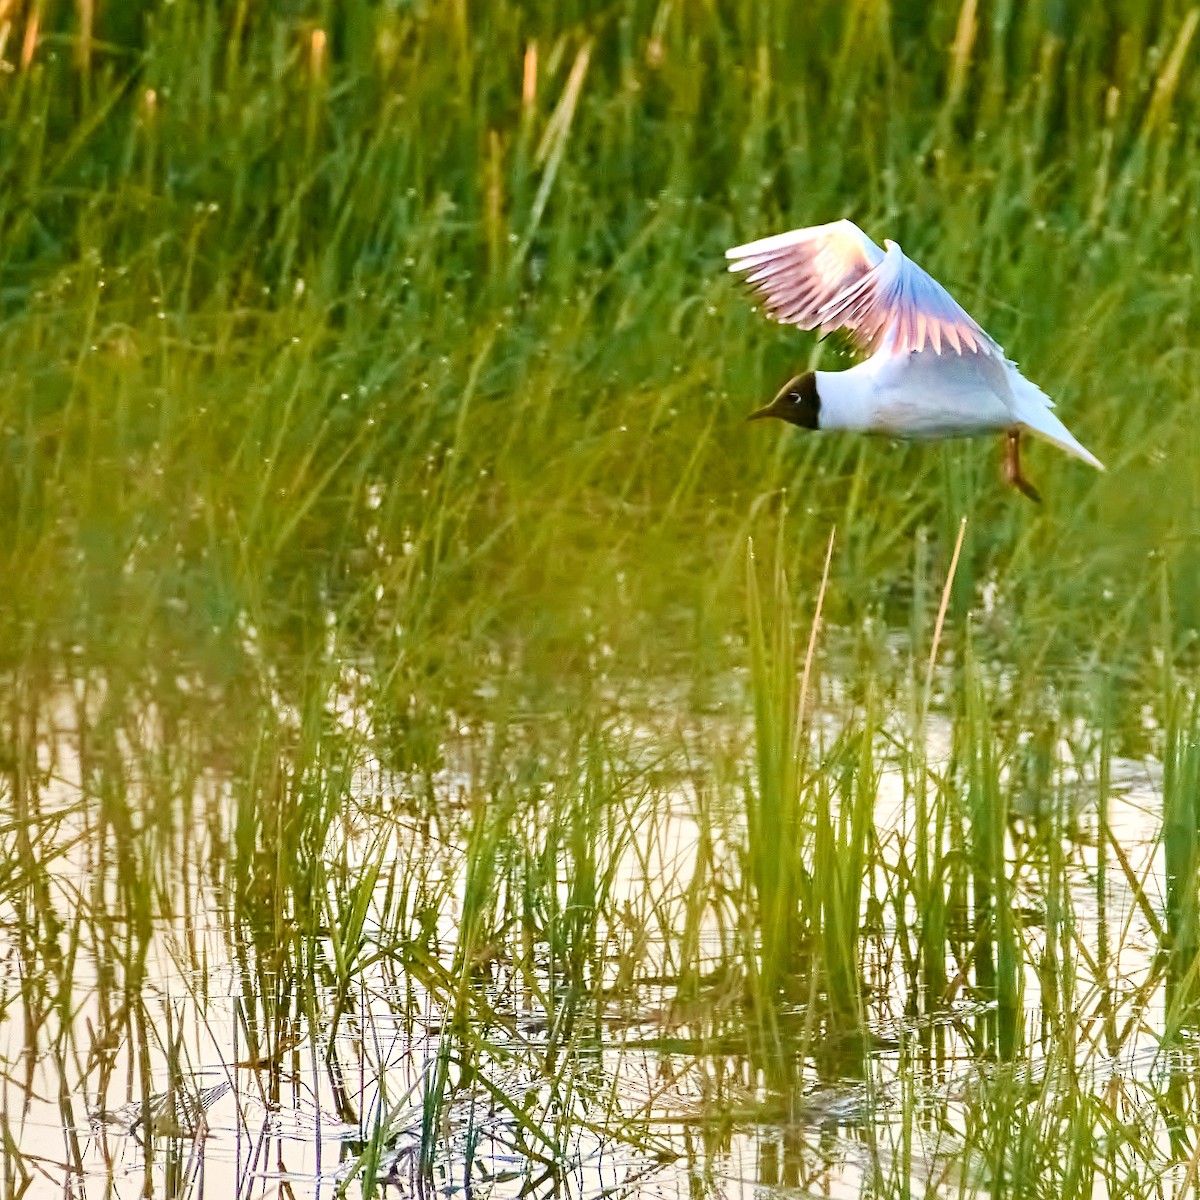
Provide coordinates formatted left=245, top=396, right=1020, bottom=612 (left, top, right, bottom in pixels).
left=822, top=239, right=999, bottom=356
left=727, top=223, right=999, bottom=357
left=726, top=220, right=885, bottom=333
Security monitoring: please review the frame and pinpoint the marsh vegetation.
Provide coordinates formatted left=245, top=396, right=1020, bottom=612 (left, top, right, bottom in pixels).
left=0, top=1, right=1198, bottom=1196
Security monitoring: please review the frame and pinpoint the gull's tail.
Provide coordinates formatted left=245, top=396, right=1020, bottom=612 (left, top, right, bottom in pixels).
left=1009, top=374, right=1105, bottom=471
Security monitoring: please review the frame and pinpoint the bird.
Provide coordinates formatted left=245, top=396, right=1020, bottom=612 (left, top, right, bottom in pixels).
left=726, top=219, right=1104, bottom=501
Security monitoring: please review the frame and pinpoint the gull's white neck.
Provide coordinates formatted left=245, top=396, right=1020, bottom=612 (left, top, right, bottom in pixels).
left=814, top=362, right=883, bottom=432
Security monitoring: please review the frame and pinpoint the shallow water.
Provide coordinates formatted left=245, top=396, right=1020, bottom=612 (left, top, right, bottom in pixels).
left=1, top=684, right=1186, bottom=1199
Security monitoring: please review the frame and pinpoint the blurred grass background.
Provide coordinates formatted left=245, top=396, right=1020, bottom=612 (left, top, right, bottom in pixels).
left=0, top=0, right=1197, bottom=736
left=2, top=4, right=1199, bottom=1191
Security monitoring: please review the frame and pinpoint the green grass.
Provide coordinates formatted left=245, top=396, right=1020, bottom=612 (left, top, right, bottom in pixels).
left=0, top=1, right=1199, bottom=1196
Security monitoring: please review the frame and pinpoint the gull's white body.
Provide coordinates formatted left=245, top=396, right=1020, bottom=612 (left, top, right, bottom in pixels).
left=727, top=220, right=1103, bottom=472
left=817, top=338, right=1102, bottom=467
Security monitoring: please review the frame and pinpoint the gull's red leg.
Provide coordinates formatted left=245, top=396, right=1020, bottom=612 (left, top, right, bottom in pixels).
left=1004, top=429, right=1041, bottom=503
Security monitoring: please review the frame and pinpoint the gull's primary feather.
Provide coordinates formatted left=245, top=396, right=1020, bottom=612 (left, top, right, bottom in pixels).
left=725, top=219, right=884, bottom=332
left=726, top=220, right=996, bottom=358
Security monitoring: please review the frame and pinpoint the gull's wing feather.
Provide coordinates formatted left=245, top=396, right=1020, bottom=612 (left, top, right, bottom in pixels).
left=725, top=220, right=885, bottom=331
left=727, top=223, right=1000, bottom=358
left=820, top=239, right=1000, bottom=357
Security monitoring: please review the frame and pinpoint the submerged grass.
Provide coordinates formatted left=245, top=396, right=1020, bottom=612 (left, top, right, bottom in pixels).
left=0, top=0, right=1198, bottom=1196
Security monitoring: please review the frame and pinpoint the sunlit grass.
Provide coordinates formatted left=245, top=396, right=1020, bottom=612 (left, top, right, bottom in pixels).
left=0, top=1, right=1199, bottom=1197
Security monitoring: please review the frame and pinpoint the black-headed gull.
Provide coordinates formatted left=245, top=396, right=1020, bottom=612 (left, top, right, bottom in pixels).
left=726, top=219, right=1103, bottom=501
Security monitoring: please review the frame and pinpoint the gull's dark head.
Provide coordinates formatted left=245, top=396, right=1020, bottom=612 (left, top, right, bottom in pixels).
left=747, top=371, right=821, bottom=430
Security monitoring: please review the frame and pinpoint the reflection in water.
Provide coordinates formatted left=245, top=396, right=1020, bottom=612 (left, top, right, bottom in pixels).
left=0, top=678, right=1190, bottom=1198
